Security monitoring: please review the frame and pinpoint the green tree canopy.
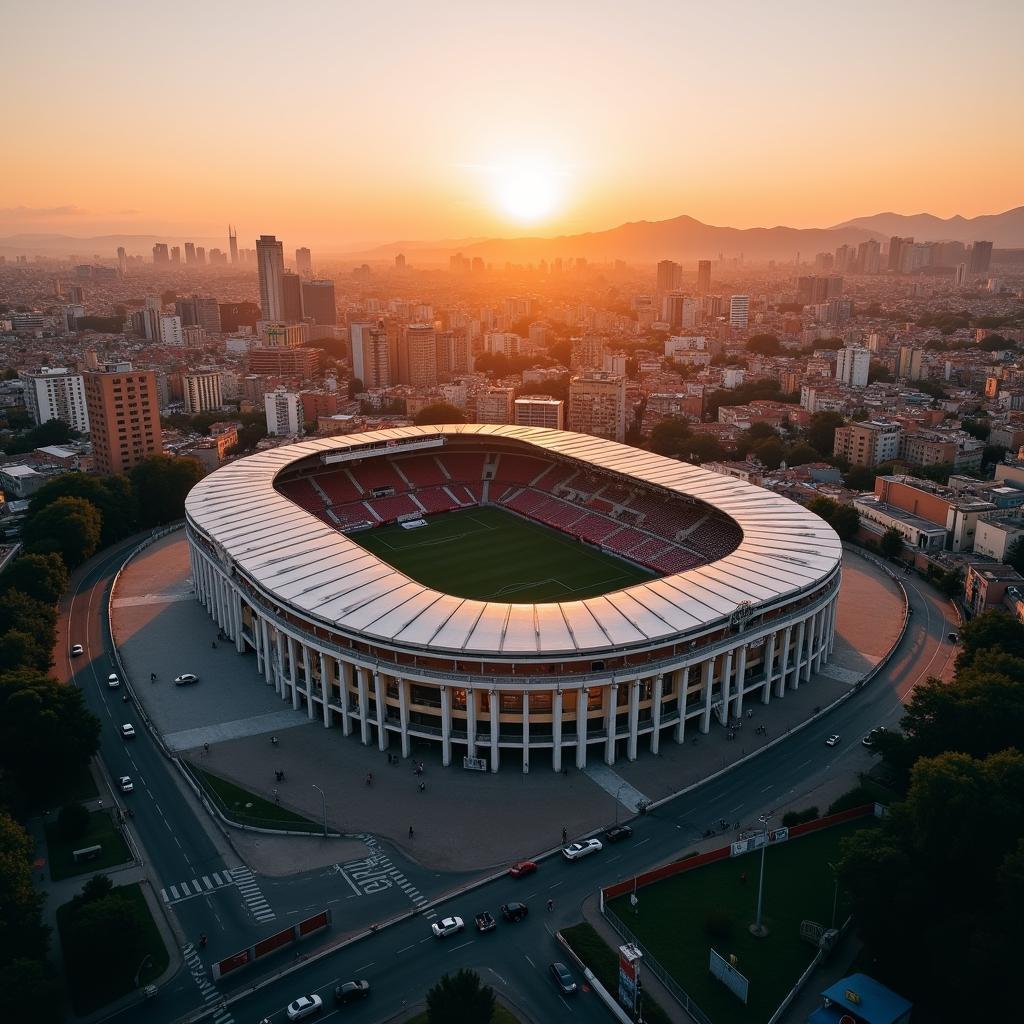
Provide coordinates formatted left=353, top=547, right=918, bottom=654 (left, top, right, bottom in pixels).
left=1006, top=537, right=1024, bottom=576
left=28, top=474, right=138, bottom=547
left=806, top=411, right=845, bottom=455
left=807, top=496, right=860, bottom=540
left=750, top=436, right=785, bottom=470
left=784, top=442, right=822, bottom=467
left=21, top=496, right=102, bottom=568
left=426, top=969, right=496, bottom=1024
left=412, top=403, right=467, bottom=426
left=648, top=418, right=691, bottom=457
left=129, top=455, right=205, bottom=528
left=0, top=958, right=62, bottom=1024
left=0, top=553, right=69, bottom=606
left=956, top=608, right=1024, bottom=669
left=746, top=334, right=781, bottom=355
left=0, top=590, right=57, bottom=671
left=63, top=892, right=148, bottom=998
left=0, top=811, right=49, bottom=964
left=879, top=527, right=904, bottom=558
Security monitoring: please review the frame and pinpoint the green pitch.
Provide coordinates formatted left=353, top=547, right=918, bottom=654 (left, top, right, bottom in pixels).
left=352, top=505, right=655, bottom=602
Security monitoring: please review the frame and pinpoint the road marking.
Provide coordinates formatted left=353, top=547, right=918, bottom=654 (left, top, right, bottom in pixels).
left=229, top=866, right=277, bottom=923
left=634, top=838, right=651, bottom=847
left=396, top=944, right=415, bottom=954
left=797, top=759, right=812, bottom=769
left=353, top=962, right=375, bottom=973
left=761, top=785, right=773, bottom=793
left=162, top=872, right=236, bottom=905
left=449, top=940, right=475, bottom=953
left=524, top=954, right=536, bottom=968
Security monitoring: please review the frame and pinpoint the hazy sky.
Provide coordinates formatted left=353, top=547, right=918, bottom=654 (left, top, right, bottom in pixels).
left=5, top=0, right=1023, bottom=247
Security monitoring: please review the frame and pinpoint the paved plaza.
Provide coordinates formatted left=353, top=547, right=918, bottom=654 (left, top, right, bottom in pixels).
left=113, top=532, right=904, bottom=872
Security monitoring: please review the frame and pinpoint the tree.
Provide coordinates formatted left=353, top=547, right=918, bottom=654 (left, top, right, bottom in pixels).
left=63, top=892, right=148, bottom=996
left=868, top=360, right=893, bottom=384
left=28, top=474, right=138, bottom=547
left=842, top=465, right=877, bottom=491
left=684, top=435, right=725, bottom=463
left=129, top=455, right=205, bottom=528
left=413, top=403, right=466, bottom=426
left=0, top=959, right=62, bottom=1024
left=1007, top=537, right=1024, bottom=576
left=983, top=444, right=1007, bottom=469
left=746, top=334, right=781, bottom=355
left=0, top=553, right=68, bottom=605
left=21, top=496, right=102, bottom=568
left=784, top=442, right=821, bottom=467
left=57, top=803, right=91, bottom=842
left=807, top=496, right=860, bottom=541
left=426, top=969, right=496, bottom=1024
left=807, top=411, right=845, bottom=456
left=0, top=590, right=57, bottom=671
left=1, top=418, right=78, bottom=456
left=0, top=812, right=49, bottom=965
left=879, top=527, right=904, bottom=559
left=750, top=436, right=785, bottom=470
left=648, top=418, right=691, bottom=457
left=957, top=608, right=1024, bottom=669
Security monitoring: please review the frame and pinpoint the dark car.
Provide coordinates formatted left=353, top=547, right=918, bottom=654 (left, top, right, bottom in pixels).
left=334, top=980, right=370, bottom=1004
left=500, top=901, right=528, bottom=923
left=550, top=962, right=577, bottom=995
left=509, top=860, right=537, bottom=878
left=474, top=911, right=497, bottom=933
left=604, top=824, right=633, bottom=843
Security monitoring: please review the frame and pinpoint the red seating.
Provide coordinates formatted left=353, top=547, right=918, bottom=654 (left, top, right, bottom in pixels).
left=440, top=452, right=486, bottom=481
left=316, top=469, right=363, bottom=504
left=278, top=478, right=322, bottom=512
left=349, top=459, right=405, bottom=493
left=415, top=487, right=460, bottom=514
left=533, top=462, right=578, bottom=493
left=395, top=455, right=445, bottom=487
left=366, top=493, right=419, bottom=523
left=330, top=502, right=376, bottom=528
left=493, top=454, right=548, bottom=485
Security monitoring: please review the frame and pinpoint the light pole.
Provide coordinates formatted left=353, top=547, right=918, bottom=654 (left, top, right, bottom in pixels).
left=750, top=813, right=771, bottom=937
left=134, top=953, right=152, bottom=988
left=311, top=784, right=327, bottom=838
left=828, top=861, right=839, bottom=929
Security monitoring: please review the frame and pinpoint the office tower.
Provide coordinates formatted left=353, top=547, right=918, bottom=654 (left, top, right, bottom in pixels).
left=475, top=388, right=515, bottom=424
left=229, top=225, right=239, bottom=264
left=264, top=388, right=303, bottom=435
left=184, top=242, right=196, bottom=265
left=350, top=321, right=393, bottom=388
left=152, top=243, right=169, bottom=265
left=897, top=346, right=923, bottom=382
left=23, top=367, right=91, bottom=432
left=515, top=396, right=564, bottom=430
left=259, top=323, right=308, bottom=348
left=662, top=292, right=685, bottom=330
left=83, top=363, right=162, bottom=475
left=158, top=314, right=183, bottom=346
left=696, top=260, right=712, bottom=296
left=219, top=301, right=259, bottom=332
left=568, top=372, right=626, bottom=442
left=395, top=253, right=406, bottom=269
left=814, top=252, right=834, bottom=272
left=301, top=280, right=337, bottom=326
left=858, top=239, right=881, bottom=275
left=835, top=346, right=870, bottom=388
left=295, top=247, right=312, bottom=278
left=888, top=236, right=912, bottom=272
left=729, top=295, right=750, bottom=329
left=656, top=259, right=682, bottom=295
left=402, top=324, right=438, bottom=387
left=67, top=284, right=85, bottom=304
left=182, top=370, right=223, bottom=413
left=282, top=271, right=305, bottom=323
left=195, top=246, right=206, bottom=265
left=827, top=275, right=844, bottom=298
left=955, top=262, right=968, bottom=287
left=969, top=241, right=993, bottom=275
left=208, top=248, right=227, bottom=265
left=175, top=295, right=221, bottom=333
left=834, top=244, right=851, bottom=274
left=247, top=347, right=319, bottom=376
left=450, top=251, right=463, bottom=272
left=256, top=235, right=286, bottom=322
left=117, top=246, right=128, bottom=277
left=171, top=246, right=181, bottom=264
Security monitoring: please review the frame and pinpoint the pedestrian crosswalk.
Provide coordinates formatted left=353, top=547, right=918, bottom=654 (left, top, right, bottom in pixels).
left=183, top=943, right=233, bottom=1024
left=229, top=865, right=276, bottom=923
left=338, top=835, right=433, bottom=915
left=161, top=871, right=235, bottom=905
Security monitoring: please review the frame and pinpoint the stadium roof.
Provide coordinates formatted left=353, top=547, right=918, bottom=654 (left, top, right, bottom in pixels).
left=184, top=425, right=842, bottom=657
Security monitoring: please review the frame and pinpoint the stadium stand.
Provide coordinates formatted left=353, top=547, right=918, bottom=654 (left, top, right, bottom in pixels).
left=439, top=452, right=486, bottom=481
left=493, top=454, right=549, bottom=485
left=394, top=455, right=446, bottom=487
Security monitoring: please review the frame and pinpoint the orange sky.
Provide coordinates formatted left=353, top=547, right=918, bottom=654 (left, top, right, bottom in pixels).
left=4, top=1, right=1023, bottom=247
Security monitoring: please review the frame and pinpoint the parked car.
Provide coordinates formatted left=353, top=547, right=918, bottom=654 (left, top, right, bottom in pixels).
left=500, top=902, right=528, bottom=923
left=285, top=994, right=323, bottom=1021
left=71, top=644, right=84, bottom=657
left=333, top=980, right=370, bottom=1004
left=474, top=911, right=497, bottom=933
left=948, top=632, right=959, bottom=643
left=604, top=824, right=633, bottom=843
left=509, top=860, right=537, bottom=878
left=431, top=916, right=464, bottom=938
left=563, top=838, right=603, bottom=861
left=119, top=776, right=134, bottom=793
left=121, top=723, right=136, bottom=739
left=107, top=673, right=120, bottom=689
left=550, top=962, right=577, bottom=995
left=862, top=726, right=888, bottom=748
left=174, top=673, right=199, bottom=686
left=825, top=734, right=841, bottom=747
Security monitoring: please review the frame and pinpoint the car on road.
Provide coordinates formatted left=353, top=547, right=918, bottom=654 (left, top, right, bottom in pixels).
left=120, top=723, right=136, bottom=739
left=475, top=911, right=497, bottom=933
left=948, top=632, right=959, bottom=643
left=334, top=980, right=370, bottom=1004
left=563, top=838, right=603, bottom=861
left=825, top=734, right=841, bottom=747
left=500, top=901, right=528, bottom=923
left=431, top=916, right=464, bottom=938
left=550, top=962, right=577, bottom=995
left=119, top=776, right=134, bottom=793
left=862, top=726, right=888, bottom=748
left=107, top=673, right=120, bottom=689
left=174, top=672, right=199, bottom=686
left=285, top=994, right=323, bottom=1020
left=509, top=860, right=537, bottom=878
left=71, top=644, right=84, bottom=657
left=604, top=824, right=633, bottom=843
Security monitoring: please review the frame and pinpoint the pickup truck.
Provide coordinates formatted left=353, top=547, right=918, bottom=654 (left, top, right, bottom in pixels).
left=474, top=911, right=497, bottom=933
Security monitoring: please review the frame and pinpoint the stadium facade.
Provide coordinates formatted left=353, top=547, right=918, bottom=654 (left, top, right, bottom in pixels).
left=184, top=425, right=842, bottom=772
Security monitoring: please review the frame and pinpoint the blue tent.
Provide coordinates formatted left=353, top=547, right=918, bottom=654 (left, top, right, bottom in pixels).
left=807, top=973, right=912, bottom=1024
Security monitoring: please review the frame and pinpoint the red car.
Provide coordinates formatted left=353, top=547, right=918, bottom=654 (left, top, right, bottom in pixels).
left=509, top=860, right=538, bottom=878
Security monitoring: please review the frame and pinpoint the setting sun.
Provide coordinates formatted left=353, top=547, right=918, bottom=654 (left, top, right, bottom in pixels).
left=491, top=161, right=566, bottom=224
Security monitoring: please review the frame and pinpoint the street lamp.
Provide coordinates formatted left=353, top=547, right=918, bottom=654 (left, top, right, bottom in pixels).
left=311, top=784, right=327, bottom=839
left=750, top=813, right=771, bottom=937
left=828, top=861, right=839, bottom=929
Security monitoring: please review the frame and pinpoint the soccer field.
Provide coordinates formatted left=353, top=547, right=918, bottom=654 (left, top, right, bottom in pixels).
left=352, top=506, right=655, bottom=602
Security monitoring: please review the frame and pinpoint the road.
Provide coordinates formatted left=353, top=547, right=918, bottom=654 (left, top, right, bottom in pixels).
left=64, top=543, right=956, bottom=1024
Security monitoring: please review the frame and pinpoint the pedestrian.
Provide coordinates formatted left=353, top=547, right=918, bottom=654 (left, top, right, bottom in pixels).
left=418, top=781, right=425, bottom=793
left=408, top=825, right=414, bottom=838
left=271, top=735, right=278, bottom=746
left=562, top=826, right=568, bottom=844
left=746, top=708, right=753, bottom=719
left=273, top=788, right=279, bottom=804
left=204, top=742, right=210, bottom=755
left=740, top=872, right=747, bottom=884
left=365, top=772, right=373, bottom=785
left=211, top=640, right=217, bottom=649
left=547, top=899, right=554, bottom=911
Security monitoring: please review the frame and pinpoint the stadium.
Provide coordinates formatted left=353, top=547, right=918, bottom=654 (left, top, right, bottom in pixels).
left=184, top=425, right=843, bottom=772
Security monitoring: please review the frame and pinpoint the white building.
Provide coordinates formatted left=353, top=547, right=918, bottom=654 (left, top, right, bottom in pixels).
left=835, top=346, right=870, bottom=388
left=182, top=371, right=223, bottom=414
left=159, top=314, right=183, bottom=346
left=514, top=396, right=565, bottom=430
left=265, top=388, right=303, bottom=436
left=484, top=332, right=520, bottom=357
left=729, top=295, right=750, bottom=329
left=475, top=388, right=515, bottom=424
left=23, top=367, right=90, bottom=433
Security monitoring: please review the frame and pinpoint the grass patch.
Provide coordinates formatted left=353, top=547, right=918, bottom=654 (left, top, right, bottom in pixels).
left=606, top=819, right=875, bottom=1024
left=57, top=882, right=168, bottom=1014
left=405, top=1005, right=521, bottom=1024
left=44, top=811, right=131, bottom=881
left=354, top=505, right=654, bottom=602
left=189, top=764, right=319, bottom=831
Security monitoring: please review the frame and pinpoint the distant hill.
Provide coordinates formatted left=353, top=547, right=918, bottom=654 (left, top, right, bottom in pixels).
left=831, top=207, right=1024, bottom=247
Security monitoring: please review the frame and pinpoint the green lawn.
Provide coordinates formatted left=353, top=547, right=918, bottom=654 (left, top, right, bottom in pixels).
left=353, top=506, right=654, bottom=602
left=607, top=820, right=874, bottom=1024
left=57, top=882, right=168, bottom=1013
left=45, top=811, right=132, bottom=881
left=190, top=764, right=319, bottom=831
left=405, top=1004, right=522, bottom=1024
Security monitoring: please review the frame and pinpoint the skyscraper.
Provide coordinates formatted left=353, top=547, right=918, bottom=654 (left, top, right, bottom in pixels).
left=696, top=260, right=711, bottom=295
left=182, top=371, right=224, bottom=414
left=969, top=241, right=993, bottom=275
left=228, top=225, right=239, bottom=264
left=301, top=280, right=337, bottom=326
left=350, top=321, right=393, bottom=388
left=184, top=242, right=196, bottom=265
left=83, top=363, right=162, bottom=475
left=888, top=236, right=912, bottom=272
left=256, top=235, right=286, bottom=322
left=656, top=259, right=682, bottom=295
left=568, top=372, right=626, bottom=442
left=282, top=271, right=305, bottom=323
left=170, top=246, right=181, bottom=264
left=23, top=367, right=90, bottom=432
left=402, top=324, right=438, bottom=387
left=295, top=247, right=312, bottom=278
left=117, top=246, right=128, bottom=277
left=152, top=243, right=169, bottom=265
left=729, top=295, right=750, bottom=329
left=955, top=262, right=968, bottom=287
left=835, top=346, right=870, bottom=387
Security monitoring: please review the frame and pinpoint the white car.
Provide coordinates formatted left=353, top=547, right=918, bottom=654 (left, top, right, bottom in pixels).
left=285, top=994, right=323, bottom=1021
left=71, top=644, right=84, bottom=657
left=431, top=915, right=465, bottom=938
left=825, top=734, right=841, bottom=747
left=107, top=673, right=120, bottom=689
left=563, top=838, right=603, bottom=861
left=121, top=723, right=136, bottom=739
left=119, top=776, right=134, bottom=793
left=174, top=673, right=199, bottom=686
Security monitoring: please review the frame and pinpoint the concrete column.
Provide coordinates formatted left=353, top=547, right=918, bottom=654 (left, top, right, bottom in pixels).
left=674, top=666, right=690, bottom=743
left=216, top=575, right=227, bottom=632
left=719, top=649, right=733, bottom=725
left=815, top=608, right=828, bottom=670
left=319, top=651, right=330, bottom=727
left=261, top=618, right=272, bottom=684
left=287, top=636, right=299, bottom=709
left=374, top=671, right=389, bottom=751
left=339, top=660, right=353, bottom=736
left=552, top=689, right=563, bottom=772
left=792, top=620, right=806, bottom=690
left=489, top=690, right=500, bottom=773
left=829, top=596, right=838, bottom=655
left=604, top=682, right=619, bottom=765
left=521, top=692, right=530, bottom=774
left=802, top=613, right=815, bottom=683
left=761, top=633, right=776, bottom=704
left=274, top=630, right=284, bottom=696
left=234, top=591, right=245, bottom=652
left=733, top=645, right=748, bottom=720
left=650, top=674, right=664, bottom=754
left=777, top=625, right=792, bottom=697
left=440, top=686, right=451, bottom=767
left=700, top=658, right=714, bottom=734
left=466, top=688, right=477, bottom=758
left=398, top=678, right=410, bottom=757
left=253, top=611, right=263, bottom=673
left=626, top=680, right=640, bottom=761
left=575, top=689, right=588, bottom=769
left=356, top=667, right=370, bottom=745
left=303, top=644, right=314, bottom=720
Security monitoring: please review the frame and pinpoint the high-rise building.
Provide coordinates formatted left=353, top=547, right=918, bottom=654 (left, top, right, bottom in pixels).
left=834, top=244, right=851, bottom=274
left=475, top=388, right=515, bottom=424
left=181, top=371, right=223, bottom=414
left=282, top=271, right=304, bottom=323
left=158, top=314, right=183, bottom=346
left=195, top=246, right=206, bottom=265
left=117, top=246, right=128, bottom=277
left=184, top=242, right=197, bottom=265
left=229, top=225, right=239, bottom=264
left=402, top=324, right=438, bottom=387
left=256, top=235, right=286, bottom=322
left=295, top=247, right=312, bottom=278
left=662, top=292, right=686, bottom=329
left=897, top=346, right=923, bottom=382
left=83, top=363, right=162, bottom=475
left=265, top=388, right=303, bottom=435
left=835, top=346, right=870, bottom=388
left=301, top=280, right=337, bottom=326
left=568, top=372, right=626, bottom=442
left=656, top=260, right=682, bottom=295
left=888, top=236, right=913, bottom=272
left=570, top=334, right=605, bottom=371
left=350, top=321, right=393, bottom=388
left=833, top=420, right=901, bottom=468
left=696, top=259, right=712, bottom=296
left=152, top=243, right=169, bottom=265
left=170, top=246, right=181, bottom=264
left=514, top=396, right=564, bottom=430
left=219, top=301, right=259, bottom=332
left=175, top=295, right=222, bottom=334
left=969, top=241, right=993, bottom=275
left=395, top=253, right=406, bottom=270
left=955, top=262, right=968, bottom=287
left=729, top=295, right=750, bottom=329
left=22, top=367, right=90, bottom=433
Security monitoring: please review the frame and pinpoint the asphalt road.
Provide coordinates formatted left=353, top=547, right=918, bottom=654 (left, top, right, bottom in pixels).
left=67, top=543, right=956, bottom=1024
